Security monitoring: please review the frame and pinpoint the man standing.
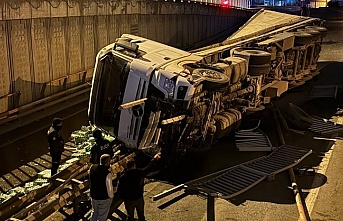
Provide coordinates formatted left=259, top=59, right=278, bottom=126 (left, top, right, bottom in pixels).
left=90, top=129, right=114, bottom=164
left=89, top=154, right=114, bottom=221
left=47, top=117, right=64, bottom=177
left=117, top=152, right=161, bottom=221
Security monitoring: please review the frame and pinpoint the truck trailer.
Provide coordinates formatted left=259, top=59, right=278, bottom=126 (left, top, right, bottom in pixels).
left=88, top=9, right=327, bottom=164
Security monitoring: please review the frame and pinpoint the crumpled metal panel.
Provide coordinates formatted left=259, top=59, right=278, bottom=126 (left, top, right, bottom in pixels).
left=309, top=85, right=338, bottom=99
left=186, top=145, right=311, bottom=199
left=235, top=129, right=274, bottom=151
left=309, top=116, right=343, bottom=135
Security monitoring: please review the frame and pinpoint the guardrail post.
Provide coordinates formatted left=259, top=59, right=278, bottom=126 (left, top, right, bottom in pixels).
left=13, top=91, right=21, bottom=109
left=72, top=182, right=80, bottom=218
left=289, top=168, right=311, bottom=221
left=207, top=195, right=215, bottom=221
left=63, top=78, right=68, bottom=90
left=82, top=71, right=87, bottom=83
left=40, top=83, right=47, bottom=99
left=273, top=103, right=311, bottom=221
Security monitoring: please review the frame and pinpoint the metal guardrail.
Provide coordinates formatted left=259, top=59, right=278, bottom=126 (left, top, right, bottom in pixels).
left=39, top=71, right=88, bottom=99
left=153, top=145, right=312, bottom=201
left=235, top=129, right=274, bottom=151
left=0, top=84, right=91, bottom=138
left=309, top=116, right=343, bottom=135
left=0, top=83, right=90, bottom=126
left=0, top=69, right=93, bottom=123
left=185, top=145, right=311, bottom=199
left=0, top=91, right=21, bottom=101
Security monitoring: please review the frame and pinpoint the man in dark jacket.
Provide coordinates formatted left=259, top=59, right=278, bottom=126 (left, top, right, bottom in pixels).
left=117, top=152, right=161, bottom=221
left=47, top=117, right=64, bottom=177
left=89, top=154, right=114, bottom=221
left=90, top=129, right=114, bottom=164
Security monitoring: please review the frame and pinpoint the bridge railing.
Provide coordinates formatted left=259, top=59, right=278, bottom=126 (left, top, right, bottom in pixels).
left=39, top=70, right=89, bottom=99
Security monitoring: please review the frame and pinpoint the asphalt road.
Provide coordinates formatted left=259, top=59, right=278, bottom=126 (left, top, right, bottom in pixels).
left=306, top=20, right=343, bottom=221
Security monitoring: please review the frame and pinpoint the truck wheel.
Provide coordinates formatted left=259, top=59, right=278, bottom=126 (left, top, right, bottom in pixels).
left=248, top=64, right=271, bottom=75
left=305, top=26, right=327, bottom=38
left=187, top=134, right=213, bottom=165
left=193, top=68, right=230, bottom=92
left=233, top=48, right=271, bottom=65
left=213, top=62, right=233, bottom=79
left=297, top=29, right=321, bottom=41
left=282, top=103, right=312, bottom=130
left=245, top=104, right=265, bottom=114
left=294, top=32, right=313, bottom=45
left=231, top=64, right=242, bottom=84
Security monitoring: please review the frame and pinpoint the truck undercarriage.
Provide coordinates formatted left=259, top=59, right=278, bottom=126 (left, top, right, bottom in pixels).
left=0, top=9, right=331, bottom=220
left=89, top=9, right=327, bottom=164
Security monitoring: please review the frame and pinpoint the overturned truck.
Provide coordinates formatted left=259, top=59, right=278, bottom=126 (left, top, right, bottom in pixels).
left=0, top=9, right=329, bottom=221
left=88, top=9, right=327, bottom=163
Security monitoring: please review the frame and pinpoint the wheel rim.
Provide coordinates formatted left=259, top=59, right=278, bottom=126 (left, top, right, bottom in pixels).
left=198, top=69, right=223, bottom=80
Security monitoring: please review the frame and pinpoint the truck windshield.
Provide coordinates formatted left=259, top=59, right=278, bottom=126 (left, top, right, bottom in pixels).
left=90, top=53, right=129, bottom=136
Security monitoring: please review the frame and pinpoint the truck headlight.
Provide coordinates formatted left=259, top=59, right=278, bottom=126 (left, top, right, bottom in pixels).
left=163, top=78, right=175, bottom=97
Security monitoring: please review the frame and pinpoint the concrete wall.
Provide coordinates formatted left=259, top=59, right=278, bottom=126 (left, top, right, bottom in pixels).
left=0, top=0, right=253, bottom=114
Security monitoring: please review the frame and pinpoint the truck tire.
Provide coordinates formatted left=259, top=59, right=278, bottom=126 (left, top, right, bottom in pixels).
left=213, top=62, right=233, bottom=79
left=248, top=64, right=271, bottom=75
left=305, top=26, right=327, bottom=38
left=187, top=133, right=214, bottom=164
left=231, top=63, right=242, bottom=84
left=233, top=48, right=271, bottom=65
left=193, top=68, right=230, bottom=92
left=297, top=28, right=321, bottom=41
left=245, top=104, right=265, bottom=114
left=293, top=32, right=313, bottom=45
left=282, top=103, right=312, bottom=130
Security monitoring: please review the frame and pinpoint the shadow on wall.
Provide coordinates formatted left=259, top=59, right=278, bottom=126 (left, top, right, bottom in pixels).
left=7, top=77, right=87, bottom=109
left=167, top=31, right=190, bottom=49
